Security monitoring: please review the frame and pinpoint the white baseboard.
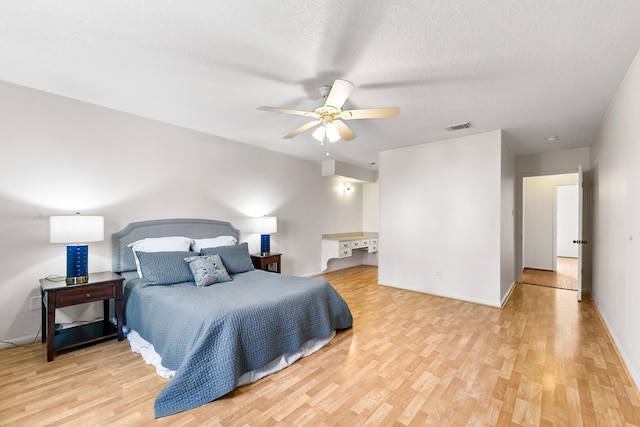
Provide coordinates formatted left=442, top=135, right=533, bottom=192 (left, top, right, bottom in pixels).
left=378, top=281, right=502, bottom=308
left=0, top=333, right=41, bottom=349
left=501, top=281, right=517, bottom=308
left=592, top=300, right=640, bottom=393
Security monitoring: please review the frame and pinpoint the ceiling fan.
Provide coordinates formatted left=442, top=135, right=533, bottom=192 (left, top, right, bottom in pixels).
left=258, top=79, right=400, bottom=146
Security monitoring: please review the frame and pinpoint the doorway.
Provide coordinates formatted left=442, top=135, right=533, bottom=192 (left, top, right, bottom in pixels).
left=517, top=257, right=577, bottom=290
left=520, top=174, right=579, bottom=291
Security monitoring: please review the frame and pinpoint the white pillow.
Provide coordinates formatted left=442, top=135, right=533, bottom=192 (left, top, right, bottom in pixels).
left=191, top=235, right=237, bottom=252
left=128, top=236, right=193, bottom=278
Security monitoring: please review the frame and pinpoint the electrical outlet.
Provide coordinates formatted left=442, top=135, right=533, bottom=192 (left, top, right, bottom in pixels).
left=30, top=296, right=42, bottom=311
left=436, top=270, right=442, bottom=278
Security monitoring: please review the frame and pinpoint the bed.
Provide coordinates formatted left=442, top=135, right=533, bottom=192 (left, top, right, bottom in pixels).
left=112, top=218, right=353, bottom=418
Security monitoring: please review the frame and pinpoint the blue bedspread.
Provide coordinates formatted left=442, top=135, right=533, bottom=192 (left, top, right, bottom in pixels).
left=123, top=270, right=353, bottom=418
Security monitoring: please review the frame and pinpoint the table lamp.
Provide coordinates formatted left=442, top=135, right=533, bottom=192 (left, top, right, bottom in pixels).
left=50, top=214, right=104, bottom=285
left=253, top=216, right=277, bottom=255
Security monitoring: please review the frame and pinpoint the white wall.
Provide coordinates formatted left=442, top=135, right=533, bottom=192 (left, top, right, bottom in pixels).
left=514, top=148, right=591, bottom=284
left=362, top=182, right=379, bottom=232
left=557, top=185, right=579, bottom=258
left=500, top=138, right=516, bottom=303
left=516, top=148, right=591, bottom=176
left=360, top=181, right=380, bottom=267
left=523, top=176, right=553, bottom=270
left=522, top=174, right=578, bottom=270
left=378, top=130, right=512, bottom=307
left=0, top=80, right=364, bottom=344
left=589, top=48, right=640, bottom=389
left=321, top=179, right=363, bottom=234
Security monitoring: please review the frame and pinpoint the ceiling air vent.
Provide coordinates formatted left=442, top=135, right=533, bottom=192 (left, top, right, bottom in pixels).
left=445, top=122, right=472, bottom=131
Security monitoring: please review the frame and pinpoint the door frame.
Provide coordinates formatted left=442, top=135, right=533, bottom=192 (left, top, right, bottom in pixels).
left=516, top=169, right=591, bottom=293
left=577, top=165, right=584, bottom=301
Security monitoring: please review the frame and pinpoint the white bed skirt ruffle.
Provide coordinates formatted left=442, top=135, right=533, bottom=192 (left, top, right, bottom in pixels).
left=126, top=329, right=336, bottom=384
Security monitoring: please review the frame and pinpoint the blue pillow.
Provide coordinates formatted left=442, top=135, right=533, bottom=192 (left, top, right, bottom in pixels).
left=201, top=242, right=254, bottom=274
left=137, top=251, right=198, bottom=286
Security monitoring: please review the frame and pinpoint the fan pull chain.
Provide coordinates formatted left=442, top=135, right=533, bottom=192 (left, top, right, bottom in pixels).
left=323, top=134, right=330, bottom=156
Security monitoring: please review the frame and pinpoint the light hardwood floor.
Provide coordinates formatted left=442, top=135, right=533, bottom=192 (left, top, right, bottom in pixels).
left=518, top=257, right=578, bottom=291
left=1, top=266, right=639, bottom=426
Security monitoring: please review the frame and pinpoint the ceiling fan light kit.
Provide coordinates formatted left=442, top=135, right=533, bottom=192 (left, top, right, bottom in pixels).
left=312, top=122, right=340, bottom=143
left=258, top=79, right=400, bottom=154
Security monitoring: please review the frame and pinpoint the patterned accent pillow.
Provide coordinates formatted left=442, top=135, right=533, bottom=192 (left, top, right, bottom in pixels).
left=184, top=254, right=232, bottom=287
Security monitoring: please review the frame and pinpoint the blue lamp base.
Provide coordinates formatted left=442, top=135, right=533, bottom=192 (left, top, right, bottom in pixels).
left=260, top=234, right=271, bottom=255
left=66, top=244, right=89, bottom=285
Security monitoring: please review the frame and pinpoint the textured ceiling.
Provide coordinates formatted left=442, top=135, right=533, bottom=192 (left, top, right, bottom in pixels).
left=2, top=1, right=640, bottom=170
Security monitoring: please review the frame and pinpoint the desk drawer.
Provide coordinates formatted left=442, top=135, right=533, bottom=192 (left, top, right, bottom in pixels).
left=351, top=239, right=365, bottom=249
left=338, top=248, right=353, bottom=258
left=56, top=284, right=115, bottom=307
left=339, top=241, right=351, bottom=249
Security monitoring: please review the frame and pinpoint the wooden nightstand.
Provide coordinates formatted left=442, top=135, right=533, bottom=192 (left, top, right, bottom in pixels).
left=40, top=271, right=124, bottom=362
left=250, top=253, right=282, bottom=273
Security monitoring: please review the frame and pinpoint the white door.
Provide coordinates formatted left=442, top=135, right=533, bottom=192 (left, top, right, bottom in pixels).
left=576, top=165, right=584, bottom=301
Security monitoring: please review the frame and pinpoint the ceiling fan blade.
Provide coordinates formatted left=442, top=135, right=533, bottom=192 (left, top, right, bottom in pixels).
left=324, top=79, right=355, bottom=110
left=333, top=120, right=356, bottom=141
left=283, top=120, right=321, bottom=139
left=340, top=107, right=400, bottom=120
left=258, top=106, right=317, bottom=118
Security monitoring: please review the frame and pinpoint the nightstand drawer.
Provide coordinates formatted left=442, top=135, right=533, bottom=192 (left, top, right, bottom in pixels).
left=56, top=284, right=115, bottom=307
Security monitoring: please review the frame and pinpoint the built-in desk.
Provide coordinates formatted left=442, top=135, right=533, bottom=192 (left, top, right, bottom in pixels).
left=321, top=232, right=378, bottom=271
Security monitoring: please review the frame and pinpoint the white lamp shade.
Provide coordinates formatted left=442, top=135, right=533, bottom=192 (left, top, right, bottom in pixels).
left=50, top=215, right=105, bottom=243
left=253, top=216, right=277, bottom=234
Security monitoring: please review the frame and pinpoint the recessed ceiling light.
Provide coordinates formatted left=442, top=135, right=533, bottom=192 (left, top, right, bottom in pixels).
left=546, top=135, right=558, bottom=142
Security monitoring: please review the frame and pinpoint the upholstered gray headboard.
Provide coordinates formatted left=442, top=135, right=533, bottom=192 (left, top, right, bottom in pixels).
left=112, top=218, right=240, bottom=274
